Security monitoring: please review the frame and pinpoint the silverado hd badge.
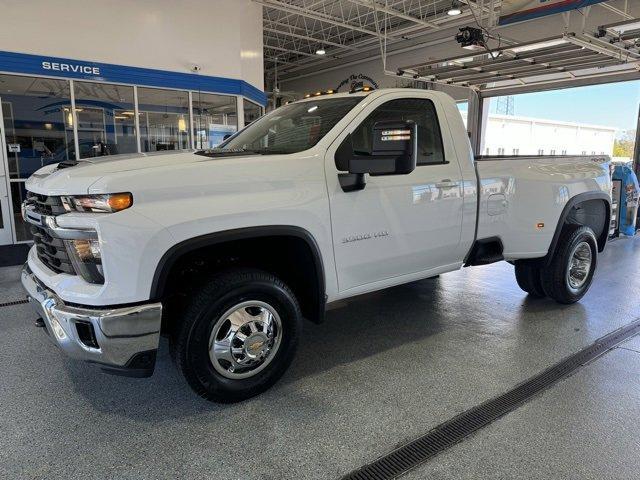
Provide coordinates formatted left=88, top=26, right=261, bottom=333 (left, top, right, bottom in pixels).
left=342, top=231, right=389, bottom=244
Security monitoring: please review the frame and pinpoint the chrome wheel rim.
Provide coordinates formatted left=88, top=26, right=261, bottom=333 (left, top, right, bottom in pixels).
left=566, top=241, right=592, bottom=293
left=208, top=301, right=282, bottom=380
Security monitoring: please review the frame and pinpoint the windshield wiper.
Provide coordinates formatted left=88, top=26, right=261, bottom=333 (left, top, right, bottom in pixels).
left=196, top=147, right=293, bottom=157
left=239, top=148, right=293, bottom=155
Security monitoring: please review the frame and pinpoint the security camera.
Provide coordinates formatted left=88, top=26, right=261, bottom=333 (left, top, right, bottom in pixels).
left=191, top=65, right=201, bottom=72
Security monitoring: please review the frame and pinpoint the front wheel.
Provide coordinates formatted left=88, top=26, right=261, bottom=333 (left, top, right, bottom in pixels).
left=540, top=225, right=598, bottom=304
left=171, top=269, right=302, bottom=402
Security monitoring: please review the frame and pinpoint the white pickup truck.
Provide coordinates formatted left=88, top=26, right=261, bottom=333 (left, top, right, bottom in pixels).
left=21, top=88, right=611, bottom=402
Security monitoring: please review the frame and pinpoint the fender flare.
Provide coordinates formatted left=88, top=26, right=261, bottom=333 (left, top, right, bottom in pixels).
left=150, top=226, right=326, bottom=320
left=543, top=191, right=611, bottom=266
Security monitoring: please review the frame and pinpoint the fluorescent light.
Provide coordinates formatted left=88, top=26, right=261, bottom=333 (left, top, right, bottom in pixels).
left=307, top=105, right=318, bottom=112
left=316, top=49, right=326, bottom=55
left=447, top=0, right=462, bottom=15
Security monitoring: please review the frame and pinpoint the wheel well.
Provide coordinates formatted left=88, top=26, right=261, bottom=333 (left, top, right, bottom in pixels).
left=154, top=230, right=325, bottom=333
left=564, top=199, right=609, bottom=251
left=544, top=196, right=610, bottom=265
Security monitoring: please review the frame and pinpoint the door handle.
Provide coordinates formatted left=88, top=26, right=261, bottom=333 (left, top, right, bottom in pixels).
left=435, top=179, right=459, bottom=189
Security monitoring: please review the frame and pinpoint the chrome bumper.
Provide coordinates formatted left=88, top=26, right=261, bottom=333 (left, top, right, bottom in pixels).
left=21, top=264, right=162, bottom=377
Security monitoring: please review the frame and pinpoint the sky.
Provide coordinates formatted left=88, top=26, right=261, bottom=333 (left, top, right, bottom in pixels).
left=488, top=80, right=640, bottom=133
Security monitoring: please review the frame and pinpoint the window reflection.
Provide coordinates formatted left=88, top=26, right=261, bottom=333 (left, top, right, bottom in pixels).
left=137, top=87, right=190, bottom=152
left=243, top=99, right=263, bottom=126
left=73, top=82, right=137, bottom=157
left=193, top=93, right=237, bottom=149
left=0, top=75, right=72, bottom=179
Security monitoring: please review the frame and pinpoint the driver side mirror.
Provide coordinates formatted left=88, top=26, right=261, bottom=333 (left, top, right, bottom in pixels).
left=335, top=120, right=417, bottom=192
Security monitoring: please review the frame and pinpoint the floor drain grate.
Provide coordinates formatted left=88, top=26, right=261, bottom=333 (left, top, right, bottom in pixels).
left=340, top=319, right=640, bottom=480
left=0, top=299, right=29, bottom=308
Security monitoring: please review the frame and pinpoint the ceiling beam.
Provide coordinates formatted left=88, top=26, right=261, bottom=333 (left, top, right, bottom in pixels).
left=263, top=18, right=356, bottom=50
left=598, top=2, right=634, bottom=20
left=254, top=0, right=399, bottom=40
left=565, top=32, right=640, bottom=61
left=263, top=43, right=320, bottom=58
left=346, top=0, right=440, bottom=30
left=263, top=25, right=358, bottom=50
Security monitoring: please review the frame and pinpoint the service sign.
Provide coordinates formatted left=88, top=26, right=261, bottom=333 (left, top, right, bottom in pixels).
left=499, top=0, right=608, bottom=25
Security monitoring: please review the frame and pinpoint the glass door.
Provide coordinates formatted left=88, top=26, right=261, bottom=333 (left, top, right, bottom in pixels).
left=0, top=99, right=15, bottom=245
left=0, top=74, right=73, bottom=243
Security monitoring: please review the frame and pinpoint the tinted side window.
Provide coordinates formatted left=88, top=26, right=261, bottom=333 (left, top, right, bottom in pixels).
left=351, top=98, right=445, bottom=165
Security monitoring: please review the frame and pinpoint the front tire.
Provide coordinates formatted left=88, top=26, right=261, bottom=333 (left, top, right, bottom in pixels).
left=540, top=225, right=598, bottom=304
left=171, top=269, right=301, bottom=402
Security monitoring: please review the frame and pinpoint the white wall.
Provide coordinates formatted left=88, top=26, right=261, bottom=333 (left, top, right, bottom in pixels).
left=469, top=114, right=617, bottom=156
left=0, top=0, right=264, bottom=90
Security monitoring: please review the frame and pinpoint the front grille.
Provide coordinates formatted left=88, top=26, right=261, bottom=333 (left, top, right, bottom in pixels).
left=30, top=224, right=75, bottom=275
left=26, top=191, right=75, bottom=276
left=26, top=191, right=66, bottom=216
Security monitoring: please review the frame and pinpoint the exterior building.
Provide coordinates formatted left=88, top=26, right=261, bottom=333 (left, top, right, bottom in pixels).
left=0, top=0, right=265, bottom=247
left=467, top=113, right=617, bottom=157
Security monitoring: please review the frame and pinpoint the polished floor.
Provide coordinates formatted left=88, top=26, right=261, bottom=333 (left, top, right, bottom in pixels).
left=1, top=236, right=639, bottom=480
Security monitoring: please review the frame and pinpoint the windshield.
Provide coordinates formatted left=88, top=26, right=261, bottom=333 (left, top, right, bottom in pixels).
left=200, top=96, right=364, bottom=156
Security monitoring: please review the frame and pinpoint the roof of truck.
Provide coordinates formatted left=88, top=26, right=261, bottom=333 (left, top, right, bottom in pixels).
left=293, top=87, right=439, bottom=104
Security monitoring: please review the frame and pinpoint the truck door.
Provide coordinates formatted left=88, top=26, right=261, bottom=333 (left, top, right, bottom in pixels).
left=325, top=94, right=465, bottom=294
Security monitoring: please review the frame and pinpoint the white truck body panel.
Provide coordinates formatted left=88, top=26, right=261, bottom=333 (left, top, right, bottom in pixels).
left=476, top=156, right=611, bottom=258
left=23, top=88, right=611, bottom=309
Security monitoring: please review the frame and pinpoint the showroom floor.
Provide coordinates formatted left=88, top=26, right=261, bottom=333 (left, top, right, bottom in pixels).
left=1, top=237, right=640, bottom=480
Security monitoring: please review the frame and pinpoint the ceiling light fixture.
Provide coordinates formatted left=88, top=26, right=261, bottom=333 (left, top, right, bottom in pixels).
left=447, top=1, right=462, bottom=15
left=316, top=48, right=326, bottom=55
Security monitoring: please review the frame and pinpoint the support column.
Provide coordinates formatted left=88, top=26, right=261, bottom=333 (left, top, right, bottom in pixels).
left=236, top=96, right=245, bottom=130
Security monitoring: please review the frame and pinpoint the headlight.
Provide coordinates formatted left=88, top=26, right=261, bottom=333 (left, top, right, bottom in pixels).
left=64, top=238, right=104, bottom=284
left=61, top=193, right=133, bottom=213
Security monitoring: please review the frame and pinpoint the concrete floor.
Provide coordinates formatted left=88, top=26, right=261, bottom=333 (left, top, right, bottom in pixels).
left=1, top=237, right=639, bottom=480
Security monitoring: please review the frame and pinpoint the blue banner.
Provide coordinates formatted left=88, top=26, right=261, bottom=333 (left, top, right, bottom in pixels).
left=0, top=50, right=266, bottom=106
left=499, top=0, right=608, bottom=26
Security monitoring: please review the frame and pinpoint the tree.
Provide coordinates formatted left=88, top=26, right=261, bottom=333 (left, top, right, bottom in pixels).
left=613, top=129, right=636, bottom=158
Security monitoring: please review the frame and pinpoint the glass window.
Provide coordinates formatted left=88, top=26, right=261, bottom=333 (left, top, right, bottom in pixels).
left=216, top=97, right=363, bottom=155
left=243, top=99, right=263, bottom=126
left=193, top=93, right=238, bottom=149
left=9, top=182, right=30, bottom=241
left=1, top=75, right=72, bottom=179
left=73, top=82, right=137, bottom=157
left=457, top=101, right=469, bottom=127
left=351, top=98, right=445, bottom=165
left=137, top=87, right=190, bottom=152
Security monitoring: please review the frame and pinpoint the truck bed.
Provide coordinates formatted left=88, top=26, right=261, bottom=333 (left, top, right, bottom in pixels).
left=473, top=154, right=611, bottom=260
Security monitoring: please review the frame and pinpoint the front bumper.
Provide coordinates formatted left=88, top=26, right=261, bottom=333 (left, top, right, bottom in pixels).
left=21, top=264, right=162, bottom=377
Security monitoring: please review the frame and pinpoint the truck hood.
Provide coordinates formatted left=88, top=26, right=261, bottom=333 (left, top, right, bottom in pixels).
left=25, top=151, right=249, bottom=195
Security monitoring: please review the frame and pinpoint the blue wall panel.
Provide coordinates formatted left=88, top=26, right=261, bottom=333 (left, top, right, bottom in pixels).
left=0, top=50, right=266, bottom=106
